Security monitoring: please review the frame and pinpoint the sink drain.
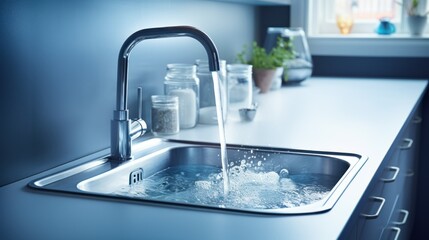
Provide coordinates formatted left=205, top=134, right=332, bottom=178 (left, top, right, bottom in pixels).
left=129, top=168, right=144, bottom=186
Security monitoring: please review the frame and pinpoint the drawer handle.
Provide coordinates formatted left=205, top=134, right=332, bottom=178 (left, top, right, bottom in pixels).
left=406, top=169, right=415, bottom=177
left=412, top=116, right=422, bottom=124
left=361, top=196, right=385, bottom=219
left=399, top=138, right=413, bottom=150
left=380, top=166, right=400, bottom=182
left=392, top=209, right=409, bottom=225
left=384, top=227, right=401, bottom=240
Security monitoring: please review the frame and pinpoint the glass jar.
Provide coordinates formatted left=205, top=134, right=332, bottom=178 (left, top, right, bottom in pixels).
left=151, top=95, right=179, bottom=136
left=227, top=64, right=253, bottom=121
left=196, top=59, right=227, bottom=124
left=164, top=64, right=199, bottom=129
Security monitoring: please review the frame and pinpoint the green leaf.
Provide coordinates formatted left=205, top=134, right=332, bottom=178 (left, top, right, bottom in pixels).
left=236, top=37, right=294, bottom=69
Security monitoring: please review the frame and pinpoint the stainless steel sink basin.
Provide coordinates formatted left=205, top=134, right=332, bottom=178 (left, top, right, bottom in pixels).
left=29, top=138, right=367, bottom=214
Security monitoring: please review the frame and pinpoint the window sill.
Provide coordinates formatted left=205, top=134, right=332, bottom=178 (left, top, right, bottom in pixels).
left=209, top=0, right=290, bottom=5
left=307, top=34, right=429, bottom=57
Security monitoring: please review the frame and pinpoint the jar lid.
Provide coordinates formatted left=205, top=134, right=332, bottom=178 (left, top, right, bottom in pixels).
left=226, top=64, right=252, bottom=72
left=166, top=63, right=196, bottom=72
left=151, top=95, right=178, bottom=104
left=196, top=59, right=226, bottom=73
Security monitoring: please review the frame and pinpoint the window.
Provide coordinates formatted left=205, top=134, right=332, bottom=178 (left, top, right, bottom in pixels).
left=290, top=0, right=429, bottom=57
left=308, top=0, right=428, bottom=35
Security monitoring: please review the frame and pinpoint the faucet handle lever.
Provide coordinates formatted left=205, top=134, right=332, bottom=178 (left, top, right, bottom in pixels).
left=137, top=87, right=143, bottom=119
left=130, top=87, right=147, bottom=141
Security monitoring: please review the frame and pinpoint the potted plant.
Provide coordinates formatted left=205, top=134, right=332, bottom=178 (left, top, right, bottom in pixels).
left=237, top=37, right=293, bottom=93
left=406, top=0, right=428, bottom=35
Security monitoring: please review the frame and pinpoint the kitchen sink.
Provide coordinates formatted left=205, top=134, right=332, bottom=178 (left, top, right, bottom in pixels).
left=29, top=138, right=367, bottom=214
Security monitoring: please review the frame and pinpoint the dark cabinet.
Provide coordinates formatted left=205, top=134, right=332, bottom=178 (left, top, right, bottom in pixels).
left=342, top=111, right=421, bottom=240
left=382, top=114, right=421, bottom=240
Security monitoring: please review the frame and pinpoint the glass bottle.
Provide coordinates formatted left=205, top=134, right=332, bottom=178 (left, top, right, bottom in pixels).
left=164, top=64, right=199, bottom=129
left=196, top=59, right=227, bottom=124
left=227, top=64, right=253, bottom=121
left=151, top=95, right=179, bottom=136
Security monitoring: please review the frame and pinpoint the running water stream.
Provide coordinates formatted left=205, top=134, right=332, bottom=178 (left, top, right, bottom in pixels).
left=212, top=72, right=230, bottom=195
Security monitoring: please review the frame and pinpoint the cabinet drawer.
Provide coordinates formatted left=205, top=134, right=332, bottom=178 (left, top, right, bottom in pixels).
left=357, top=189, right=396, bottom=238
left=381, top=194, right=412, bottom=240
left=379, top=194, right=400, bottom=240
left=352, top=157, right=403, bottom=239
left=342, top=112, right=421, bottom=240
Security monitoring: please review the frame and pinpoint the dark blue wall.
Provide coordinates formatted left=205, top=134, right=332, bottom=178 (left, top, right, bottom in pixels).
left=0, top=0, right=256, bottom=186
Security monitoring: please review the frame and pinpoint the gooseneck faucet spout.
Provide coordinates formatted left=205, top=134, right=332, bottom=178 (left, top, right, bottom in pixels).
left=111, top=26, right=220, bottom=161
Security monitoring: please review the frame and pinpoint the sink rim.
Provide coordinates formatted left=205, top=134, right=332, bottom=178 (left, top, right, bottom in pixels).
left=28, top=138, right=368, bottom=215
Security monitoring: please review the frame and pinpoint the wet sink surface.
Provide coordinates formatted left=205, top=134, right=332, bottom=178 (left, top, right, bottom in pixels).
left=30, top=138, right=367, bottom=214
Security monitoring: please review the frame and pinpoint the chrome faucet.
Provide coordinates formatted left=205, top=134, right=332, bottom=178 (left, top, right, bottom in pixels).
left=111, top=26, right=220, bottom=162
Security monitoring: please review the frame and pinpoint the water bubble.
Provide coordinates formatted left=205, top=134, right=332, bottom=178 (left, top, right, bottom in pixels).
left=195, top=180, right=211, bottom=190
left=230, top=166, right=242, bottom=176
left=257, top=161, right=262, bottom=167
left=279, top=168, right=290, bottom=179
left=241, top=160, right=246, bottom=165
left=264, top=172, right=280, bottom=184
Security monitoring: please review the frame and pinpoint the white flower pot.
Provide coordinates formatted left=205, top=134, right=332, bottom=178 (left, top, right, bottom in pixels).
left=407, top=15, right=428, bottom=36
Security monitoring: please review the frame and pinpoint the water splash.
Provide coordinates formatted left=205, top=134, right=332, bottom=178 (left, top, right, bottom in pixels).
left=116, top=161, right=334, bottom=210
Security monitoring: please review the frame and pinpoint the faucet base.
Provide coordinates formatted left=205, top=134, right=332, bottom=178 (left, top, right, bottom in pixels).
left=111, top=118, right=132, bottom=161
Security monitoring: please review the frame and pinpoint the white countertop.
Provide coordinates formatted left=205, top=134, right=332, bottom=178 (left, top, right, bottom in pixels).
left=1, top=77, right=427, bottom=240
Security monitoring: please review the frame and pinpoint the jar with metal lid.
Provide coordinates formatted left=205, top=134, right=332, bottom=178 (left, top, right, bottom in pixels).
left=151, top=95, right=179, bottom=136
left=227, top=64, right=253, bottom=121
left=164, top=64, right=199, bottom=129
left=196, top=59, right=227, bottom=124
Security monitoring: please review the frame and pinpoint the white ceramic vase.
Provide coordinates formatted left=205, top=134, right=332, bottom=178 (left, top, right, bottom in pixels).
left=407, top=15, right=428, bottom=36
